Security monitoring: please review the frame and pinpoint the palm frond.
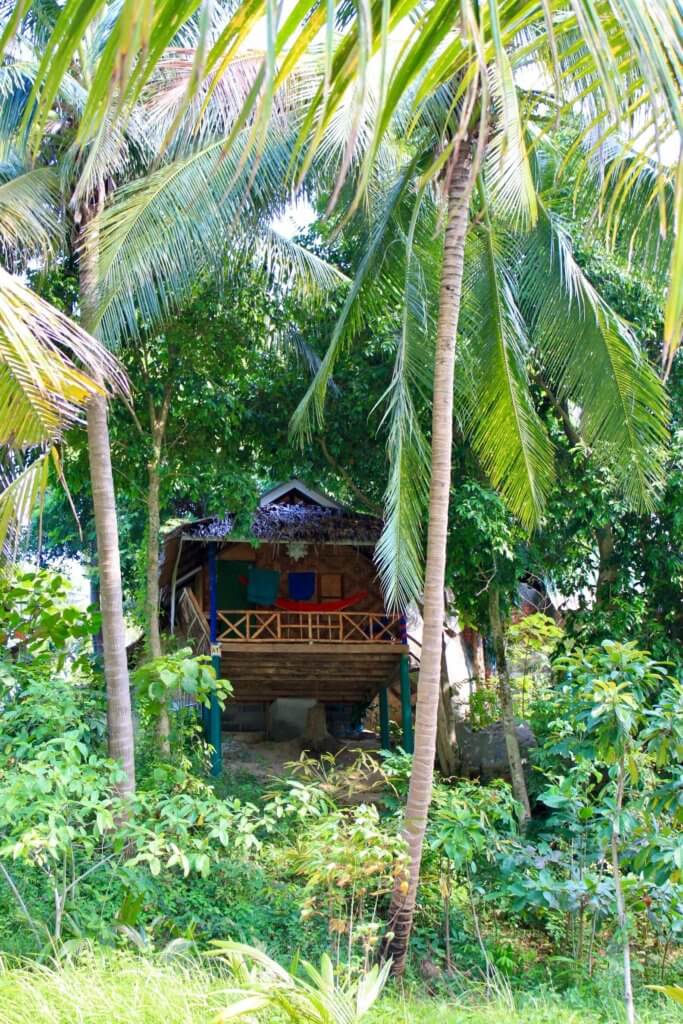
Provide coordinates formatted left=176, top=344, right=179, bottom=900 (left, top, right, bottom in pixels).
left=458, top=210, right=555, bottom=529
left=0, top=267, right=127, bottom=447
left=254, top=226, right=348, bottom=301
left=93, top=128, right=342, bottom=344
left=0, top=165, right=61, bottom=262
left=663, top=158, right=683, bottom=375
left=486, top=14, right=538, bottom=229
left=0, top=446, right=50, bottom=556
left=375, top=190, right=437, bottom=609
left=290, top=152, right=421, bottom=444
left=520, top=204, right=669, bottom=509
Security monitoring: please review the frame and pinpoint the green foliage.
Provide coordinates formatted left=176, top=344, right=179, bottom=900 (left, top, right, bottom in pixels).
left=0, top=568, right=97, bottom=669
left=0, top=571, right=267, bottom=948
left=446, top=481, right=526, bottom=630
left=293, top=803, right=408, bottom=967
left=0, top=954, right=681, bottom=1024
left=211, top=942, right=391, bottom=1022
left=0, top=954, right=232, bottom=1024
left=0, top=569, right=106, bottom=761
left=553, top=640, right=671, bottom=763
left=505, top=640, right=683, bottom=984
left=4, top=566, right=683, bottom=1007
left=133, top=649, right=231, bottom=723
left=429, top=780, right=519, bottom=874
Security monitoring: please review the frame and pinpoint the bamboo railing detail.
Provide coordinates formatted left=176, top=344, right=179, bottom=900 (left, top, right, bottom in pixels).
left=178, top=588, right=210, bottom=655
left=215, top=609, right=403, bottom=644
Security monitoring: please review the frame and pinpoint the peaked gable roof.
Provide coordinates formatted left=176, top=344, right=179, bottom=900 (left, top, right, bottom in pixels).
left=258, top=479, right=344, bottom=509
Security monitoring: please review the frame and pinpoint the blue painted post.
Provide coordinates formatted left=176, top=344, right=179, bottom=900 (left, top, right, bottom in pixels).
left=378, top=687, right=391, bottom=750
left=400, top=655, right=414, bottom=754
left=207, top=542, right=222, bottom=777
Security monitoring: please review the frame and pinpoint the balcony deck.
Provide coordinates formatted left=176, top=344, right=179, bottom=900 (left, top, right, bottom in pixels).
left=216, top=608, right=404, bottom=644
left=178, top=589, right=407, bottom=703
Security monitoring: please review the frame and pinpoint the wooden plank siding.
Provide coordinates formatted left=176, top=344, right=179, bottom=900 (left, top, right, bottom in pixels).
left=220, top=646, right=405, bottom=704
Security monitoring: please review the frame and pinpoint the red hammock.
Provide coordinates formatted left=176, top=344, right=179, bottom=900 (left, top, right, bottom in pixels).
left=274, top=591, right=368, bottom=612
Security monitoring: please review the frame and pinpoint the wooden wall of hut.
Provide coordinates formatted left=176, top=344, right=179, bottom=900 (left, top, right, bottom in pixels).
left=195, top=542, right=383, bottom=612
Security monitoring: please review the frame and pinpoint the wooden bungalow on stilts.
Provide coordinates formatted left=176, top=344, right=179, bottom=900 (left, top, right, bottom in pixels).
left=158, top=480, right=413, bottom=775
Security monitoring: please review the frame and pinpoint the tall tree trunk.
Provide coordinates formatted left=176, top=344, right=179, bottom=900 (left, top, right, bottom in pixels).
left=145, top=453, right=163, bottom=661
left=612, top=757, right=635, bottom=1024
left=488, top=583, right=530, bottom=823
left=79, top=194, right=136, bottom=797
left=596, top=523, right=617, bottom=607
left=144, top=394, right=171, bottom=754
left=472, top=630, right=486, bottom=684
left=146, top=449, right=170, bottom=752
left=436, top=634, right=459, bottom=777
left=384, top=141, right=474, bottom=975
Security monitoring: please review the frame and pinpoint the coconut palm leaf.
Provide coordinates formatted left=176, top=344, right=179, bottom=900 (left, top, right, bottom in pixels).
left=375, top=191, right=437, bottom=609
left=0, top=164, right=61, bottom=260
left=663, top=160, right=683, bottom=376
left=92, top=127, right=345, bottom=344
left=458, top=209, right=556, bottom=528
left=0, top=267, right=126, bottom=447
left=290, top=152, right=422, bottom=443
left=519, top=204, right=669, bottom=510
left=8, top=3, right=680, bottom=353
left=0, top=447, right=51, bottom=555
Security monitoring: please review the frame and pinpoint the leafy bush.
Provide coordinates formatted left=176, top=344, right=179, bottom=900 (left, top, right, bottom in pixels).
left=133, top=648, right=232, bottom=756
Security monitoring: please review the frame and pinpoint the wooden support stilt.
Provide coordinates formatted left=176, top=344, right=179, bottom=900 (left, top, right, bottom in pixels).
left=379, top=686, right=391, bottom=750
left=400, top=654, right=413, bottom=754
left=208, top=542, right=222, bottom=777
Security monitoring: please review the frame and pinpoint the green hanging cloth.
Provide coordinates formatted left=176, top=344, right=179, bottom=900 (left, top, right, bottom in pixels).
left=247, top=567, right=280, bottom=606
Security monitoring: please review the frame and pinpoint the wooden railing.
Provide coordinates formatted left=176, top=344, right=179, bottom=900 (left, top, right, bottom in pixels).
left=215, top=609, right=404, bottom=644
left=178, top=588, right=210, bottom=655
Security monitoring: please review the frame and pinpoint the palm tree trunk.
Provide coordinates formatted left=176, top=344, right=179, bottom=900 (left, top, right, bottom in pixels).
left=145, top=453, right=163, bottom=662
left=488, top=583, right=530, bottom=823
left=79, top=195, right=136, bottom=797
left=384, top=141, right=474, bottom=975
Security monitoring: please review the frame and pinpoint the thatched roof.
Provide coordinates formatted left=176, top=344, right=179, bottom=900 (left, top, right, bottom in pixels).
left=183, top=504, right=382, bottom=543
left=158, top=493, right=382, bottom=598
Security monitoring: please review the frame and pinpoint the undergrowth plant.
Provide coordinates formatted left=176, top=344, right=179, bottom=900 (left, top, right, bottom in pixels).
left=133, top=649, right=232, bottom=760
left=293, top=803, right=408, bottom=973
left=211, top=942, right=391, bottom=1022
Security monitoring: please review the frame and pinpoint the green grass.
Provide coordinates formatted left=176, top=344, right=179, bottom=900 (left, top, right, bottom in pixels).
left=0, top=954, right=680, bottom=1024
left=372, top=984, right=683, bottom=1023
left=0, top=956, right=228, bottom=1024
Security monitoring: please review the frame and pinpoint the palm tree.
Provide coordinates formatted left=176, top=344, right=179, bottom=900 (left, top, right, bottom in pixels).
left=292, top=119, right=670, bottom=968
left=11, top=2, right=682, bottom=353
left=87, top=33, right=344, bottom=758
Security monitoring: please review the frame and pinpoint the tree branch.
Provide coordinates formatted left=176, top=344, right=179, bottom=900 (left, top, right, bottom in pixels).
left=318, top=437, right=382, bottom=515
